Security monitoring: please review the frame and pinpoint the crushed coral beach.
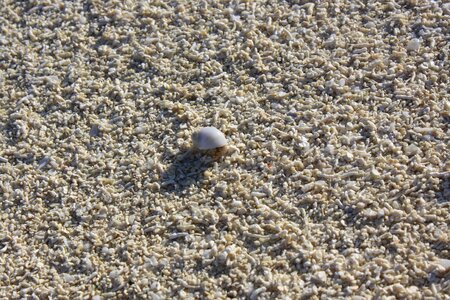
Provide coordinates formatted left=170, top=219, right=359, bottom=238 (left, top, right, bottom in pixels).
left=0, top=1, right=449, bottom=299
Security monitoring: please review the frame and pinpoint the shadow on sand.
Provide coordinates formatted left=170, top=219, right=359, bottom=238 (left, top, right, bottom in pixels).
left=160, top=149, right=214, bottom=196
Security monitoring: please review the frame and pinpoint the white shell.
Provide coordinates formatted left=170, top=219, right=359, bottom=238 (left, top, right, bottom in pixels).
left=192, top=127, right=227, bottom=150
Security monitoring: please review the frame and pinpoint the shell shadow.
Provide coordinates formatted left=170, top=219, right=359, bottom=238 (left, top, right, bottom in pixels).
left=160, top=149, right=213, bottom=195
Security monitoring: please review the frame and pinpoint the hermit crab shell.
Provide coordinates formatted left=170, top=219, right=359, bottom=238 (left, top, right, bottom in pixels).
left=192, top=127, right=227, bottom=150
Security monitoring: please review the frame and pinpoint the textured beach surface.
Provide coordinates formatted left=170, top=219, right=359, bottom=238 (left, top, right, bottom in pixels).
left=0, top=0, right=449, bottom=299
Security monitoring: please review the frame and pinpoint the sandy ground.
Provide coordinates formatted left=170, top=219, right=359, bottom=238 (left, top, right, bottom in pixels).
left=0, top=0, right=449, bottom=299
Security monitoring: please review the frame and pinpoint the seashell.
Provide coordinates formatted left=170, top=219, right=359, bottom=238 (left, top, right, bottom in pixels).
left=192, top=127, right=227, bottom=150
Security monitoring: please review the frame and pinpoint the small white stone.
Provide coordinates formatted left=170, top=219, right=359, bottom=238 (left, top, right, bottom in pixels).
left=134, top=126, right=146, bottom=134
left=312, top=271, right=327, bottom=285
left=407, top=38, right=420, bottom=51
left=434, top=258, right=450, bottom=275
left=443, top=3, right=450, bottom=14
left=192, top=127, right=227, bottom=150
left=370, top=168, right=381, bottom=178
left=404, top=144, right=420, bottom=156
left=62, top=273, right=75, bottom=283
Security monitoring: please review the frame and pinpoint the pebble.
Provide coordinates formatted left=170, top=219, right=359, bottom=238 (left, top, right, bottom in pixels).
left=312, top=271, right=328, bottom=285
left=404, top=144, right=421, bottom=156
left=434, top=259, right=450, bottom=275
left=407, top=38, right=421, bottom=51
